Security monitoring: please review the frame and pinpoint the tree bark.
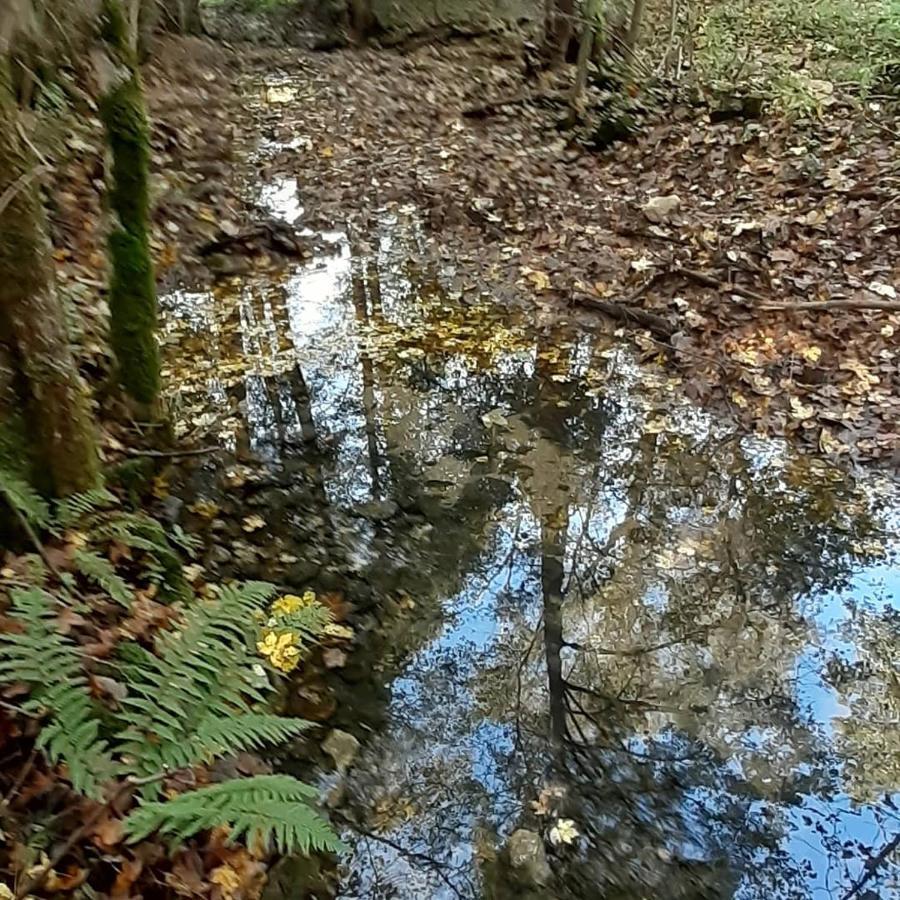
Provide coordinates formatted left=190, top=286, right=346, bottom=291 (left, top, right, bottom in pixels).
left=348, top=0, right=376, bottom=42
left=544, top=0, right=575, bottom=66
left=0, top=58, right=100, bottom=496
left=625, top=0, right=646, bottom=55
left=156, top=0, right=202, bottom=35
left=98, top=0, right=161, bottom=410
left=570, top=0, right=600, bottom=107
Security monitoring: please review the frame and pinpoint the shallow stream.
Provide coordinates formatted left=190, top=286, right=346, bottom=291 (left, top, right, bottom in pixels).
left=159, top=76, right=900, bottom=900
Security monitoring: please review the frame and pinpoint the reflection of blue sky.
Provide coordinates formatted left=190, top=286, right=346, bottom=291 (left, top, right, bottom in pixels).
left=161, top=163, right=900, bottom=898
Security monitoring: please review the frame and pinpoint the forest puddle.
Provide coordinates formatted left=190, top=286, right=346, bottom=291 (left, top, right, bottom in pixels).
left=157, top=82, right=900, bottom=900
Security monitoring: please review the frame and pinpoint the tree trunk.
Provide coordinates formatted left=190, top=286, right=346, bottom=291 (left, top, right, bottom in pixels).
left=156, top=0, right=202, bottom=34
left=544, top=0, right=575, bottom=66
left=0, top=59, right=100, bottom=496
left=98, top=0, right=161, bottom=411
left=570, top=0, right=601, bottom=107
left=625, top=0, right=646, bottom=55
left=348, top=0, right=376, bottom=42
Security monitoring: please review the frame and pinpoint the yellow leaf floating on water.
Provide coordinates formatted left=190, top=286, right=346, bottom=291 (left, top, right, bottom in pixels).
left=242, top=514, right=266, bottom=532
left=549, top=818, right=580, bottom=846
left=320, top=145, right=334, bottom=158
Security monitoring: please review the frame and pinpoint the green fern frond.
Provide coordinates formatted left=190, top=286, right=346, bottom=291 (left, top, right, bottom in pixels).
left=54, top=487, right=117, bottom=529
left=276, top=603, right=333, bottom=644
left=124, top=775, right=343, bottom=854
left=73, top=549, right=132, bottom=608
left=196, top=713, right=312, bottom=757
left=0, top=588, right=115, bottom=797
left=0, top=469, right=50, bottom=530
left=115, top=582, right=276, bottom=782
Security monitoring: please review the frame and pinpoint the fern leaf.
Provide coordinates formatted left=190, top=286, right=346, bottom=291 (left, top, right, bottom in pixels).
left=54, top=487, right=117, bottom=529
left=0, top=469, right=50, bottom=529
left=73, top=549, right=132, bottom=608
left=0, top=588, right=115, bottom=797
left=124, top=774, right=343, bottom=854
left=193, top=713, right=312, bottom=759
left=114, top=582, right=277, bottom=782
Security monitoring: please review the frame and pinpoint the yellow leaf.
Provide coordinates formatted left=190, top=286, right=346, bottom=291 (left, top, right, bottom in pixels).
left=789, top=396, right=815, bottom=420
left=800, top=345, right=822, bottom=363
left=320, top=145, right=334, bottom=158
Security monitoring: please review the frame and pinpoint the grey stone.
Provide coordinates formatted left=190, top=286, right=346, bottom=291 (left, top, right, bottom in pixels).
left=353, top=499, right=399, bottom=522
left=322, top=729, right=360, bottom=773
left=508, top=829, right=552, bottom=886
left=642, top=194, right=682, bottom=224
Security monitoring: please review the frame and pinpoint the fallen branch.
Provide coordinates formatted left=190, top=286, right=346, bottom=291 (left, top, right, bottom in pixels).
left=760, top=298, right=900, bottom=312
left=122, top=446, right=220, bottom=459
left=573, top=276, right=675, bottom=339
left=674, top=267, right=900, bottom=312
left=462, top=89, right=565, bottom=119
left=674, top=267, right=770, bottom=304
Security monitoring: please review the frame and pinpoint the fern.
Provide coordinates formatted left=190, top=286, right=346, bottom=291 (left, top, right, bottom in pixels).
left=276, top=603, right=334, bottom=644
left=124, top=774, right=343, bottom=854
left=0, top=588, right=115, bottom=798
left=0, top=469, right=50, bottom=530
left=0, top=581, right=341, bottom=856
left=54, top=487, right=117, bottom=530
left=115, top=582, right=277, bottom=783
left=73, top=549, right=133, bottom=608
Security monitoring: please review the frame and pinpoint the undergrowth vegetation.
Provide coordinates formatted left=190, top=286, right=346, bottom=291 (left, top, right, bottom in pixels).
left=659, top=0, right=900, bottom=110
left=0, top=474, right=342, bottom=893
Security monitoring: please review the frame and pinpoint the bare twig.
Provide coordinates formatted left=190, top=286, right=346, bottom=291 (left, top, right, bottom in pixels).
left=0, top=164, right=50, bottom=218
left=121, top=446, right=220, bottom=459
left=760, top=298, right=900, bottom=312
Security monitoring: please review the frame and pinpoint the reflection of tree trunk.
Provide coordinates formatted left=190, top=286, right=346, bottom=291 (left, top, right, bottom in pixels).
left=542, top=539, right=567, bottom=755
left=290, top=364, right=318, bottom=446
left=351, top=262, right=382, bottom=499
left=365, top=260, right=383, bottom=316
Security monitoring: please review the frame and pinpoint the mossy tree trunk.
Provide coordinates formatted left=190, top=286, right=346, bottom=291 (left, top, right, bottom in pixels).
left=156, top=0, right=202, bottom=34
left=0, top=58, right=100, bottom=496
left=98, top=0, right=161, bottom=411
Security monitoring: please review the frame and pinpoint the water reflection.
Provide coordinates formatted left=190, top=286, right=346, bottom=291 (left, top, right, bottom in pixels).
left=160, top=187, right=900, bottom=898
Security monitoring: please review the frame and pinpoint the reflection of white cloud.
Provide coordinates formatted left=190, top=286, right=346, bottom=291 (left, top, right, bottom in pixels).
left=258, top=176, right=304, bottom=223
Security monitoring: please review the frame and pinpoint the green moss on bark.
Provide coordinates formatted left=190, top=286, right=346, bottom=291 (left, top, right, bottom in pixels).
left=0, top=61, right=100, bottom=496
left=99, top=9, right=160, bottom=408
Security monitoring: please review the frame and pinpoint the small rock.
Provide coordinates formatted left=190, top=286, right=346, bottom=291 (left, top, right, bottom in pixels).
left=353, top=499, right=399, bottom=522
left=642, top=194, right=682, bottom=225
left=508, top=829, right=552, bottom=886
left=160, top=495, right=184, bottom=524
left=322, top=729, right=360, bottom=773
left=209, top=545, right=233, bottom=565
left=322, top=648, right=347, bottom=669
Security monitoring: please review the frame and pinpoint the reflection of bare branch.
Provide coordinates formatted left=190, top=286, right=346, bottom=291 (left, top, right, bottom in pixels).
left=336, top=813, right=474, bottom=900
left=840, top=830, right=900, bottom=900
left=568, top=628, right=707, bottom=657
left=513, top=621, right=541, bottom=754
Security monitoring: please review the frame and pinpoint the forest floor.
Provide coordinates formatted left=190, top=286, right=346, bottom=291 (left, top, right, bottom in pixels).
left=204, top=36, right=900, bottom=464
left=14, top=27, right=899, bottom=900
left=52, top=35, right=900, bottom=465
